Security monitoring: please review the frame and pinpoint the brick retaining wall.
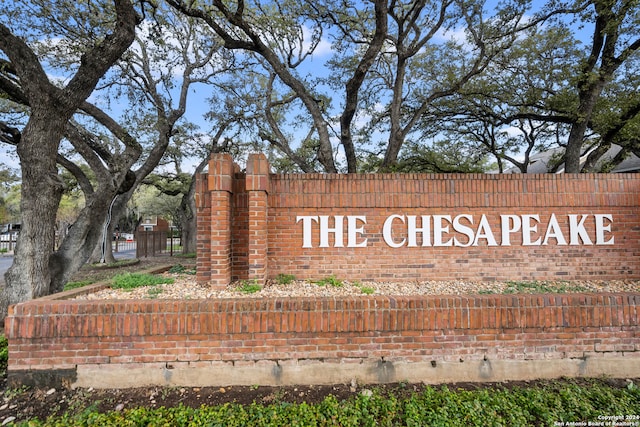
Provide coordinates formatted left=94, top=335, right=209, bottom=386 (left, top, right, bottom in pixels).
left=6, top=292, right=640, bottom=388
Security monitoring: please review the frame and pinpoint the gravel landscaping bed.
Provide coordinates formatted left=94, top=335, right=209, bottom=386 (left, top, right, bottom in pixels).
left=73, top=273, right=640, bottom=300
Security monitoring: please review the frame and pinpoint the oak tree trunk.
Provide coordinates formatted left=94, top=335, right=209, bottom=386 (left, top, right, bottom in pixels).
left=2, top=119, right=65, bottom=314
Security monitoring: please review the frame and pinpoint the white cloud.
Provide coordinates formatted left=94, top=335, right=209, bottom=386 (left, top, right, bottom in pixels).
left=301, top=25, right=332, bottom=57
left=501, top=126, right=524, bottom=137
left=435, top=26, right=468, bottom=45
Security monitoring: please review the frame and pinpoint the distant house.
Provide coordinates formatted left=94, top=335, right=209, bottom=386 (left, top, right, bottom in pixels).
left=138, top=216, right=170, bottom=232
left=0, top=223, right=20, bottom=242
left=503, top=144, right=640, bottom=174
left=0, top=223, right=20, bottom=234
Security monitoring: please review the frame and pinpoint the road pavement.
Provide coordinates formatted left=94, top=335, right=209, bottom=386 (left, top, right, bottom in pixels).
left=0, top=248, right=136, bottom=285
left=0, top=255, right=12, bottom=285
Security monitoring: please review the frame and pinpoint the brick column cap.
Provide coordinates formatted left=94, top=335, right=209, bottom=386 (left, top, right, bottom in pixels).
left=208, top=153, right=235, bottom=192
left=246, top=153, right=270, bottom=192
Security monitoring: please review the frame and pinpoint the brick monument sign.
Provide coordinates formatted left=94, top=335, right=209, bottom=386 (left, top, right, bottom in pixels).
left=5, top=152, right=639, bottom=389
left=196, top=153, right=639, bottom=287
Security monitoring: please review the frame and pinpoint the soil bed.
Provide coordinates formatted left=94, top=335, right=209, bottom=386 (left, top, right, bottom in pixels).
left=1, top=376, right=638, bottom=424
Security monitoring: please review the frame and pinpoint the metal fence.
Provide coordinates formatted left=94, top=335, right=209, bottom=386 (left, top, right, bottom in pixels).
left=135, top=231, right=183, bottom=258
left=0, top=241, right=15, bottom=253
left=1, top=231, right=183, bottom=257
left=0, top=235, right=17, bottom=253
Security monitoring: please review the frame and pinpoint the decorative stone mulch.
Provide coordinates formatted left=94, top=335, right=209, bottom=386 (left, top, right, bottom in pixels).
left=72, top=273, right=640, bottom=300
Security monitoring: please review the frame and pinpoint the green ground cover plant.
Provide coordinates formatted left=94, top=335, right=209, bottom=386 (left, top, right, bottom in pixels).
left=62, top=280, right=94, bottom=292
left=236, top=280, right=263, bottom=294
left=146, top=286, right=164, bottom=298
left=313, top=275, right=343, bottom=287
left=168, top=264, right=196, bottom=275
left=0, top=335, right=7, bottom=376
left=502, top=281, right=590, bottom=294
left=359, top=286, right=375, bottom=295
left=5, top=378, right=638, bottom=426
left=276, top=273, right=296, bottom=285
left=175, top=252, right=196, bottom=259
left=111, top=273, right=174, bottom=290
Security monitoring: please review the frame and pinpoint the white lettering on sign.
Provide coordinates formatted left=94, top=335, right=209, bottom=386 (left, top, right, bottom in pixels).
left=297, top=216, right=318, bottom=248
left=452, top=214, right=474, bottom=247
left=474, top=215, right=498, bottom=246
left=595, top=214, right=614, bottom=244
left=383, top=215, right=405, bottom=248
left=407, top=215, right=430, bottom=247
left=296, top=214, right=614, bottom=248
left=569, top=214, right=591, bottom=244
left=522, top=214, right=541, bottom=245
left=433, top=215, right=452, bottom=247
left=348, top=216, right=368, bottom=247
left=298, top=215, right=368, bottom=248
left=543, top=214, right=566, bottom=245
left=500, top=215, right=520, bottom=246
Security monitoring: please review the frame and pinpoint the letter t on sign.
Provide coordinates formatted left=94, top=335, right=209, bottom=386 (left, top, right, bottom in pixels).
left=296, top=216, right=318, bottom=248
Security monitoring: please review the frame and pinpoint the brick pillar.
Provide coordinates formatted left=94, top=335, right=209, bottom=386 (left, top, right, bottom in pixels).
left=195, top=173, right=211, bottom=284
left=246, top=153, right=270, bottom=283
left=206, top=153, right=235, bottom=289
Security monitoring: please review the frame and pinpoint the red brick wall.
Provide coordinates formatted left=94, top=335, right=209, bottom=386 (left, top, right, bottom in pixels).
left=7, top=159, right=639, bottom=387
left=6, top=293, right=639, bottom=379
left=198, top=154, right=640, bottom=287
